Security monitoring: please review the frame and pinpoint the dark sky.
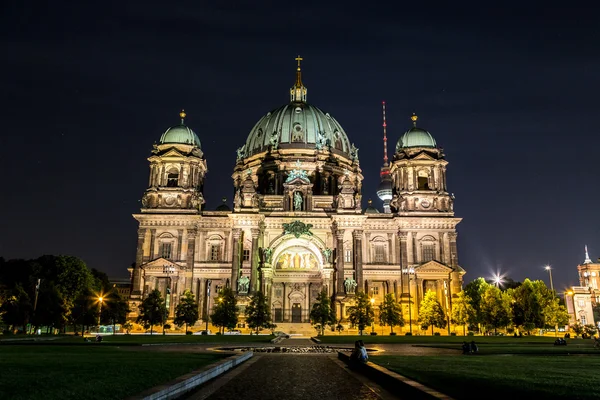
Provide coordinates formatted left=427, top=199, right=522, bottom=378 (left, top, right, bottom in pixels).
left=2, top=2, right=599, bottom=291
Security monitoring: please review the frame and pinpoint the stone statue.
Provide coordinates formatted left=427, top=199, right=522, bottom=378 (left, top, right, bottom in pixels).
left=294, top=191, right=303, bottom=211
left=344, top=278, right=358, bottom=294
left=322, top=248, right=332, bottom=263
left=237, top=275, right=250, bottom=294
left=141, top=193, right=150, bottom=208
left=354, top=193, right=362, bottom=211
left=400, top=196, right=407, bottom=211
left=260, top=247, right=273, bottom=264
left=350, top=143, right=359, bottom=160
left=269, top=131, right=279, bottom=148
left=233, top=189, right=242, bottom=209
left=236, top=145, right=246, bottom=161
left=315, top=131, right=325, bottom=150
left=252, top=193, right=259, bottom=208
left=336, top=195, right=344, bottom=209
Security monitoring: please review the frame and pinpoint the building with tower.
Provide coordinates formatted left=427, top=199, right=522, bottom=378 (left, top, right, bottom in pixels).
left=128, top=58, right=466, bottom=333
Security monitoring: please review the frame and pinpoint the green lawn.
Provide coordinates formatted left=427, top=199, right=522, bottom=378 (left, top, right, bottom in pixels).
left=370, top=354, right=600, bottom=400
left=0, top=345, right=227, bottom=400
left=1, top=334, right=273, bottom=345
left=317, top=334, right=556, bottom=345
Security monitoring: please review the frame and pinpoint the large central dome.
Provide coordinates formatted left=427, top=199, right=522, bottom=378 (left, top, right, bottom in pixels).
left=244, top=103, right=351, bottom=157
left=240, top=57, right=353, bottom=159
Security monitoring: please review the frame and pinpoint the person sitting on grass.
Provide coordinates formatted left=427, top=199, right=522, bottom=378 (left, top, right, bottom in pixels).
left=461, top=341, right=470, bottom=354
left=469, top=341, right=478, bottom=354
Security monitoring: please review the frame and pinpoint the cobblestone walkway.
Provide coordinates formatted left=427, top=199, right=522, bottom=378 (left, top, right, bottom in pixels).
left=197, top=355, right=386, bottom=400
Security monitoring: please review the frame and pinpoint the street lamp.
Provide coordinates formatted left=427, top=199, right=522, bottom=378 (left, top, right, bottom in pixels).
left=97, top=296, right=104, bottom=330
left=545, top=265, right=555, bottom=294
left=493, top=274, right=502, bottom=288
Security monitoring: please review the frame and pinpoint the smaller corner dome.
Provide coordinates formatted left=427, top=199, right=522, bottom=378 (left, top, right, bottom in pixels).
left=364, top=200, right=380, bottom=214
left=397, top=127, right=436, bottom=149
left=160, top=124, right=202, bottom=148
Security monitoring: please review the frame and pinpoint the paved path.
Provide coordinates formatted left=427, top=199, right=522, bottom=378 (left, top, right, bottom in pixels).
left=185, top=354, right=398, bottom=400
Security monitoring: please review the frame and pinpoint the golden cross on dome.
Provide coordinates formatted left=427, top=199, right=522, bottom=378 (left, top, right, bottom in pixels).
left=180, top=109, right=186, bottom=123
left=411, top=112, right=418, bottom=127
left=295, top=55, right=303, bottom=70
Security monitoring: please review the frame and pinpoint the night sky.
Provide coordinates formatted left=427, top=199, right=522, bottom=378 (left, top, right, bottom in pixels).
left=2, top=3, right=599, bottom=291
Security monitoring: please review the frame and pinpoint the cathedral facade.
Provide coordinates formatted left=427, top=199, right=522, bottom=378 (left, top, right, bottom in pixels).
left=128, top=59, right=465, bottom=330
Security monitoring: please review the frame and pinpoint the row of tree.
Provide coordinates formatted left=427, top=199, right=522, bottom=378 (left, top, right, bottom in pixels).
left=0, top=256, right=129, bottom=334
left=135, top=287, right=276, bottom=334
left=309, top=278, right=577, bottom=336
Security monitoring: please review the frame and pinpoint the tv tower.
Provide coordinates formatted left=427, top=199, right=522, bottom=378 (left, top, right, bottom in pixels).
left=377, top=101, right=393, bottom=213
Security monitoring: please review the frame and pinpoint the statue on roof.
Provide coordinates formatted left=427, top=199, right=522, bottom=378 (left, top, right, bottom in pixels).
left=236, top=145, right=246, bottom=161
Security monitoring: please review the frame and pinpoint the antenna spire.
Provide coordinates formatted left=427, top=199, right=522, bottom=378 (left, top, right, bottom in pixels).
left=382, top=101, right=389, bottom=166
left=584, top=245, right=592, bottom=264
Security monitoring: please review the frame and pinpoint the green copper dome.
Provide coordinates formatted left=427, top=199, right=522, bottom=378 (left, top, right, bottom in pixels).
left=396, top=114, right=436, bottom=150
left=244, top=103, right=352, bottom=157
left=159, top=111, right=202, bottom=148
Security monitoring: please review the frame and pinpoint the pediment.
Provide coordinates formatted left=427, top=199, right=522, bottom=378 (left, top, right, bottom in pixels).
left=414, top=260, right=453, bottom=273
left=160, top=149, right=186, bottom=158
left=412, top=152, right=436, bottom=161
left=284, top=177, right=312, bottom=186
left=141, top=258, right=180, bottom=270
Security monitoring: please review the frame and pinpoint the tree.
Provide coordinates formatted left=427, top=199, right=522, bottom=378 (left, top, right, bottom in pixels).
left=347, top=291, right=374, bottom=335
left=463, top=277, right=489, bottom=330
left=418, top=291, right=447, bottom=335
left=210, top=288, right=238, bottom=334
left=451, top=291, right=475, bottom=335
left=480, top=285, right=512, bottom=334
left=571, top=322, right=584, bottom=336
left=104, top=291, right=130, bottom=334
left=512, top=279, right=544, bottom=334
left=544, top=298, right=569, bottom=336
left=174, top=290, right=199, bottom=333
left=245, top=291, right=272, bottom=334
left=378, top=293, right=404, bottom=334
left=136, top=289, right=167, bottom=335
left=584, top=324, right=598, bottom=337
left=0, top=284, right=32, bottom=333
left=309, top=289, right=335, bottom=335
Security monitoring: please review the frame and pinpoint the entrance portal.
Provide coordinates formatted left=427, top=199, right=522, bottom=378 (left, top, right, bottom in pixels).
left=292, top=303, right=302, bottom=323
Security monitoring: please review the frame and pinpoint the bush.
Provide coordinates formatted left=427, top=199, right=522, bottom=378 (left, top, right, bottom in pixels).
left=185, top=331, right=193, bottom=335
left=390, top=332, right=397, bottom=336
left=434, top=332, right=441, bottom=336
left=450, top=332, right=457, bottom=336
left=405, top=332, right=412, bottom=336
left=467, top=331, right=475, bottom=336
left=370, top=332, right=378, bottom=336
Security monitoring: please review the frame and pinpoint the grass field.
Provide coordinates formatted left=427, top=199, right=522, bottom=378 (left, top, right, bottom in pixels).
left=1, top=333, right=274, bottom=345
left=317, top=334, right=558, bottom=344
left=0, top=345, right=227, bottom=400
left=370, top=354, right=600, bottom=400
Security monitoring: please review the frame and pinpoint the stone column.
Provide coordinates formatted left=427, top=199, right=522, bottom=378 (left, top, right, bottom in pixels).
left=438, top=232, right=445, bottom=263
left=304, top=283, right=310, bottom=322
left=387, top=233, right=394, bottom=265
left=353, top=230, right=364, bottom=292
left=448, top=232, right=459, bottom=267
left=231, top=229, right=242, bottom=293
left=250, top=228, right=260, bottom=293
left=177, top=229, right=183, bottom=260
left=186, top=229, right=197, bottom=290
left=282, top=283, right=288, bottom=322
left=398, top=231, right=408, bottom=293
left=335, top=229, right=345, bottom=296
left=198, top=278, right=205, bottom=320
left=132, top=228, right=147, bottom=296
left=411, top=231, right=419, bottom=264
left=149, top=229, right=156, bottom=260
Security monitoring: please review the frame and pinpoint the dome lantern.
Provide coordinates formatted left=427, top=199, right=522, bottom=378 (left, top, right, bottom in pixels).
left=290, top=55, right=307, bottom=103
left=159, top=110, right=202, bottom=148
left=395, top=113, right=437, bottom=150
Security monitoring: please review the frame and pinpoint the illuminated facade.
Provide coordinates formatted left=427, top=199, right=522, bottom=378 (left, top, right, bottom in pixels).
left=128, top=59, right=465, bottom=330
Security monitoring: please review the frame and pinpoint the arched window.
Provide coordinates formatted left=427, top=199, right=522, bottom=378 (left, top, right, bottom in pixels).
left=207, top=235, right=224, bottom=262
left=158, top=233, right=176, bottom=260
left=420, top=235, right=436, bottom=262
left=371, top=236, right=387, bottom=263
left=167, top=168, right=179, bottom=187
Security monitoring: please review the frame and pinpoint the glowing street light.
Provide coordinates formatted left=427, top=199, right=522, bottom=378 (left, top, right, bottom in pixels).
left=97, top=296, right=104, bottom=329
left=545, top=265, right=555, bottom=294
left=493, top=275, right=502, bottom=288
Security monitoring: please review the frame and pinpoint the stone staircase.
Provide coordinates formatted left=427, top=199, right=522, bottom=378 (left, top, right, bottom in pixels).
left=275, top=323, right=317, bottom=336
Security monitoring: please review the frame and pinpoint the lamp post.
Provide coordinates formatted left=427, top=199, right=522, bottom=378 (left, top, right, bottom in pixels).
left=97, top=296, right=104, bottom=331
left=407, top=268, right=413, bottom=335
left=545, top=265, right=555, bottom=294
